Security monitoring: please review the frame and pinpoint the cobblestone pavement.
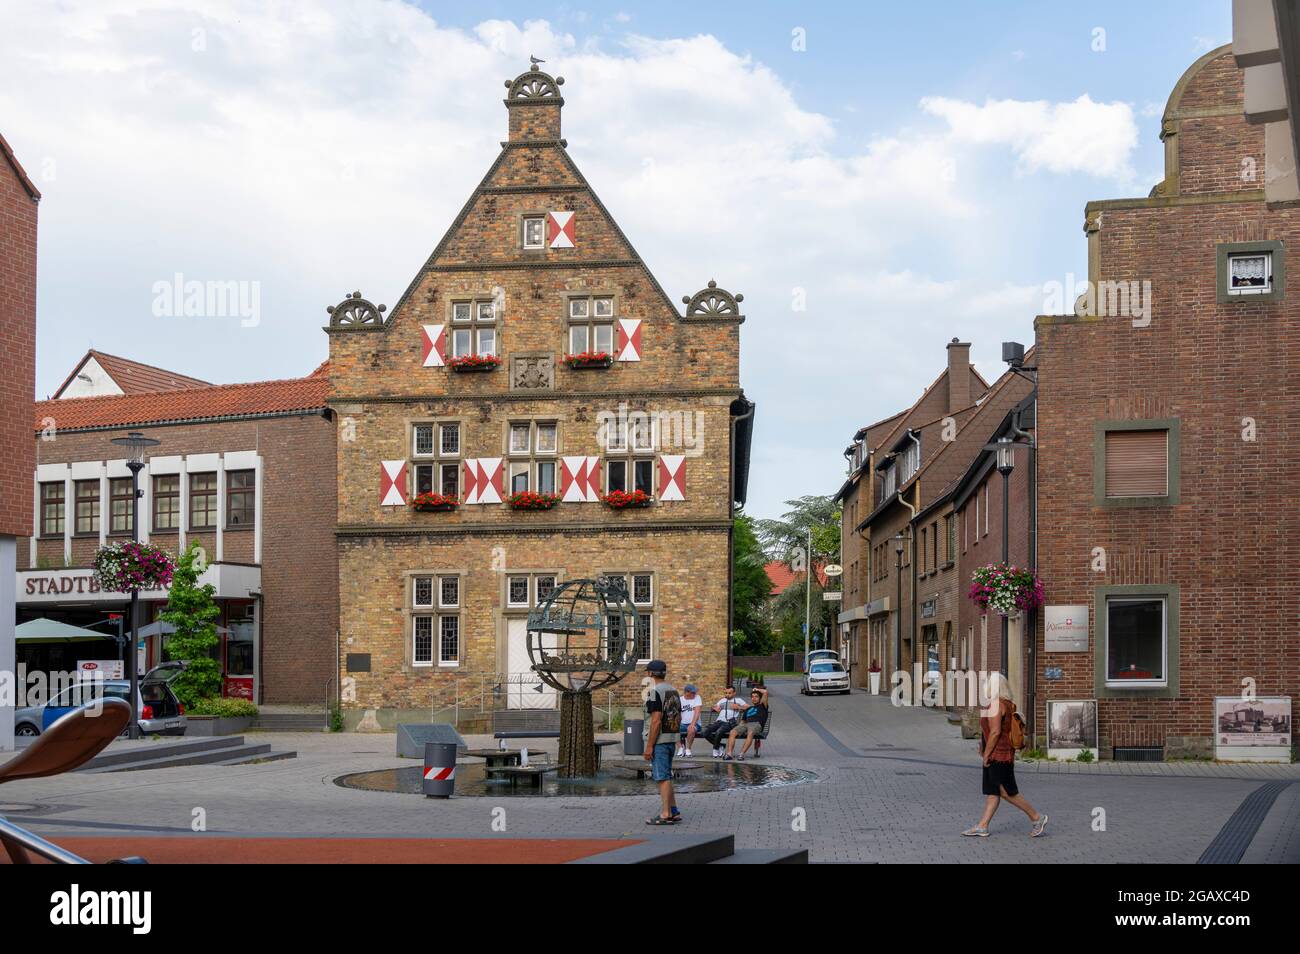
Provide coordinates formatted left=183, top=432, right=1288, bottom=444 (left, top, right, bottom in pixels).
left=3, top=677, right=1296, bottom=863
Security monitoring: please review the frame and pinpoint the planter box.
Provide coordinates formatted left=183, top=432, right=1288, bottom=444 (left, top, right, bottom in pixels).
left=414, top=503, right=458, bottom=513
left=186, top=715, right=254, bottom=736
left=565, top=358, right=613, bottom=370
left=448, top=360, right=499, bottom=373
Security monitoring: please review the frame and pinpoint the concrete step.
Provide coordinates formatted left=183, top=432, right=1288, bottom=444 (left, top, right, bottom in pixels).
left=709, top=847, right=809, bottom=864
left=85, top=740, right=272, bottom=773
left=251, top=714, right=328, bottom=731
left=209, top=749, right=298, bottom=766
left=80, top=735, right=246, bottom=771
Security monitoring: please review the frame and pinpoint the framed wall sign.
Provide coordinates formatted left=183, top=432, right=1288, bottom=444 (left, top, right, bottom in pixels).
left=1047, top=699, right=1098, bottom=759
left=1213, top=696, right=1292, bottom=763
left=1044, top=604, right=1088, bottom=652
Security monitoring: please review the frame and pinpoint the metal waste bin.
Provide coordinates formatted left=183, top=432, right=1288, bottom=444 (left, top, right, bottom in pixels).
left=624, top=719, right=644, bottom=756
left=423, top=741, right=457, bottom=798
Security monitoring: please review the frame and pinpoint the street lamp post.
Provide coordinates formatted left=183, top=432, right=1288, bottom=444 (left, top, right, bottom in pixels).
left=109, top=431, right=160, bottom=740
left=995, top=437, right=1015, bottom=678
left=893, top=534, right=905, bottom=680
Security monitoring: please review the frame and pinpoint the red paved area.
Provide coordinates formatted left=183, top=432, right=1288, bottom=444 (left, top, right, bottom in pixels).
left=4, top=836, right=639, bottom=864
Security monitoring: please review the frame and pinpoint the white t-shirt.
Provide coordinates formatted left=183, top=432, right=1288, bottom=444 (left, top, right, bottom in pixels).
left=680, top=694, right=703, bottom=729
left=714, top=696, right=746, bottom=722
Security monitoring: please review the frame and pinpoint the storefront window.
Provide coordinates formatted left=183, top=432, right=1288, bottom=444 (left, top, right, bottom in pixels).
left=1106, top=597, right=1165, bottom=685
left=226, top=605, right=255, bottom=676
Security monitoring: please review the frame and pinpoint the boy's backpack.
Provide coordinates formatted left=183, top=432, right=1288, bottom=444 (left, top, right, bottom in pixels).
left=660, top=688, right=682, bottom=734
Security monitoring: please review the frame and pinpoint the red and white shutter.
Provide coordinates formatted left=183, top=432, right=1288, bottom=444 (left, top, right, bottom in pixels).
left=561, top=456, right=588, bottom=503
left=616, top=319, right=642, bottom=362
left=380, top=460, right=408, bottom=507
left=476, top=457, right=504, bottom=504
left=584, top=456, right=601, bottom=502
left=658, top=455, right=685, bottom=501
left=547, top=211, right=575, bottom=249
left=462, top=458, right=479, bottom=504
left=421, top=324, right=446, bottom=367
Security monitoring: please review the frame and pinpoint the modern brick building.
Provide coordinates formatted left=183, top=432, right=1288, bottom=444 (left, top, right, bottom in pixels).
left=1, top=131, right=39, bottom=750
left=327, top=63, right=753, bottom=727
left=1033, top=45, right=1299, bottom=758
left=18, top=356, right=336, bottom=706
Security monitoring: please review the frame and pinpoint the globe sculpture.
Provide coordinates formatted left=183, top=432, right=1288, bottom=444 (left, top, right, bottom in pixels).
left=526, top=578, right=640, bottom=777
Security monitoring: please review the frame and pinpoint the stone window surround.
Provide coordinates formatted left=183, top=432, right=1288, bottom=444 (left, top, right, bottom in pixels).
left=501, top=568, right=564, bottom=614
left=1092, top=583, right=1180, bottom=700
left=1092, top=418, right=1181, bottom=509
left=599, top=568, right=655, bottom=663
left=518, top=210, right=548, bottom=251
left=564, top=290, right=621, bottom=356
left=446, top=292, right=502, bottom=358
left=408, top=416, right=466, bottom=499
left=505, top=419, right=561, bottom=496
left=405, top=567, right=467, bottom=670
left=1216, top=240, right=1285, bottom=304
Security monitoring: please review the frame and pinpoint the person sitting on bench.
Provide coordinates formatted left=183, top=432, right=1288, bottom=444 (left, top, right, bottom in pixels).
left=724, top=687, right=769, bottom=761
left=703, top=684, right=747, bottom=757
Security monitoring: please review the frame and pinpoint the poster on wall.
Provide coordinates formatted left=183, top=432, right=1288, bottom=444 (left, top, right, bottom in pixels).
left=1044, top=605, right=1088, bottom=652
left=1214, top=697, right=1292, bottom=762
left=1047, top=699, right=1098, bottom=759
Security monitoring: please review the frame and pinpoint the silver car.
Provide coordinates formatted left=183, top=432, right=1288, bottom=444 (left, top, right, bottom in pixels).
left=802, top=659, right=851, bottom=695
left=13, top=665, right=188, bottom=738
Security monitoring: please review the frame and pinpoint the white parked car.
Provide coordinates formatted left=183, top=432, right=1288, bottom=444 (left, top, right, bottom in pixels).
left=802, top=659, right=850, bottom=695
left=803, top=649, right=840, bottom=673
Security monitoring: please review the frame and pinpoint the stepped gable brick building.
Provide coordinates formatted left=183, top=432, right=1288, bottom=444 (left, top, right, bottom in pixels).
left=1, top=130, right=40, bottom=750
left=1034, top=45, right=1298, bottom=758
left=20, top=359, right=336, bottom=706
left=327, top=63, right=753, bottom=725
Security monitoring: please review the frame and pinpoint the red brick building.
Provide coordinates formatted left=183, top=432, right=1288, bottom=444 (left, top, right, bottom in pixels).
left=1033, top=46, right=1299, bottom=758
left=18, top=357, right=337, bottom=706
left=1, top=132, right=39, bottom=749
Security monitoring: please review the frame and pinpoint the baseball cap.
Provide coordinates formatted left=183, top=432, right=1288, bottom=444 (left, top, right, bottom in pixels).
left=646, top=659, right=667, bottom=675
left=684, top=683, right=697, bottom=693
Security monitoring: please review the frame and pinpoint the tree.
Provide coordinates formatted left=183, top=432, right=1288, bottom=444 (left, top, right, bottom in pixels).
left=160, top=542, right=222, bottom=707
left=731, top=512, right=773, bottom=655
left=756, top=495, right=842, bottom=651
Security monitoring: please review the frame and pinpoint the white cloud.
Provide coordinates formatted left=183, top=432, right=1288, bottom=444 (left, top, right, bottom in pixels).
left=920, top=93, right=1139, bottom=179
left=1, top=0, right=1112, bottom=517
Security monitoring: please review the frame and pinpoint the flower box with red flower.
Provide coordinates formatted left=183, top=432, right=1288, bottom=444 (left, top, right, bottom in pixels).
left=508, top=491, right=560, bottom=511
left=412, top=492, right=459, bottom=513
left=601, top=489, right=652, bottom=510
left=447, top=354, right=502, bottom=372
left=562, top=350, right=613, bottom=370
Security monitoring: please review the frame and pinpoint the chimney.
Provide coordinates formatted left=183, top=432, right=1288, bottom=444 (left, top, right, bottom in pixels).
left=946, top=337, right=971, bottom=412
left=504, top=62, right=565, bottom=142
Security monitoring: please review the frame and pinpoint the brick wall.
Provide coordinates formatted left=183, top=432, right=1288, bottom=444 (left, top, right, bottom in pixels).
left=1033, top=51, right=1299, bottom=757
left=0, top=142, right=37, bottom=539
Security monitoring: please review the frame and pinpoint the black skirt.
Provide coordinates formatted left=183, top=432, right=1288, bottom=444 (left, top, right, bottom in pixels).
left=982, top=760, right=1019, bottom=797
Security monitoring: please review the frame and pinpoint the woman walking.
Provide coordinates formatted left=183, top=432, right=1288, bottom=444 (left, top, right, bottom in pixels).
left=963, top=672, right=1048, bottom=838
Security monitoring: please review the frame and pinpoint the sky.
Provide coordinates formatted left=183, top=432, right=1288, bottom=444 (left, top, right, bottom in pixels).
left=1, top=0, right=1233, bottom=520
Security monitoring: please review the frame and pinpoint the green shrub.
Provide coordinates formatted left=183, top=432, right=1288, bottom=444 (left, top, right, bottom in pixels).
left=329, top=707, right=344, bottom=733
left=1076, top=748, right=1095, bottom=763
left=189, top=697, right=258, bottom=719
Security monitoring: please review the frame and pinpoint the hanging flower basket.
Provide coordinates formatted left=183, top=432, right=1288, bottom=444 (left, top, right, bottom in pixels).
left=508, top=491, right=560, bottom=511
left=447, top=354, right=501, bottom=372
left=563, top=350, right=613, bottom=369
left=601, top=489, right=652, bottom=510
left=412, top=492, right=459, bottom=513
left=92, top=541, right=176, bottom=593
left=967, top=563, right=1044, bottom=617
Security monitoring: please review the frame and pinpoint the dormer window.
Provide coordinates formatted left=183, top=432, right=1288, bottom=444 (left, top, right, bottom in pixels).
left=881, top=463, right=896, bottom=499
left=523, top=216, right=545, bottom=249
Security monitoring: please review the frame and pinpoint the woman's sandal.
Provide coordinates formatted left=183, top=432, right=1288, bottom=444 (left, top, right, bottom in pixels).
left=645, top=815, right=676, bottom=825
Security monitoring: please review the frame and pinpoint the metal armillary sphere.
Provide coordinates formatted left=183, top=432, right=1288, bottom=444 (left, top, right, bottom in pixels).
left=526, top=578, right=640, bottom=777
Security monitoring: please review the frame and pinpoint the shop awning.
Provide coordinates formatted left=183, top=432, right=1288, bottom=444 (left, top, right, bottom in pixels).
left=15, top=618, right=117, bottom=643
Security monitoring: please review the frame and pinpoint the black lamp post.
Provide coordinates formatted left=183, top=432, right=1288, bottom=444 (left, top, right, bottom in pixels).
left=893, top=534, right=905, bottom=679
left=109, top=430, right=160, bottom=739
left=995, top=437, right=1015, bottom=677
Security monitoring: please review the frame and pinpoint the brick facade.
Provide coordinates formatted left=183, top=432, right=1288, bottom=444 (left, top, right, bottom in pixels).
left=1034, top=48, right=1299, bottom=758
left=0, top=134, right=38, bottom=539
left=329, top=65, right=750, bottom=725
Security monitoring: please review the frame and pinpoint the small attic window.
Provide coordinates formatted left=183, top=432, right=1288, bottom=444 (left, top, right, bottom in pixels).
left=1227, top=252, right=1271, bottom=295
left=523, top=216, right=545, bottom=249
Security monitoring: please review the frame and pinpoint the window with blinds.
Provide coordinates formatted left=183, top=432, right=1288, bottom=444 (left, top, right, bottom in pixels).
left=1104, top=429, right=1168, bottom=497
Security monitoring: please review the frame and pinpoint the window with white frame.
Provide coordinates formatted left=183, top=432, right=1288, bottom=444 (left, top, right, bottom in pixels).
left=1105, top=596, right=1166, bottom=686
left=522, top=216, right=545, bottom=249
left=507, top=575, right=530, bottom=607
left=567, top=296, right=616, bottom=356
left=506, top=421, right=559, bottom=495
left=449, top=299, right=498, bottom=358
left=881, top=463, right=896, bottom=499
left=413, top=421, right=461, bottom=498
left=604, top=413, right=654, bottom=495
left=898, top=439, right=920, bottom=483
left=412, top=574, right=460, bottom=666
left=1227, top=252, right=1272, bottom=296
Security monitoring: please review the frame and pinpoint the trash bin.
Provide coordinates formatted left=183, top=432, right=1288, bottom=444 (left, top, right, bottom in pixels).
left=423, top=741, right=457, bottom=798
left=624, top=719, right=644, bottom=756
